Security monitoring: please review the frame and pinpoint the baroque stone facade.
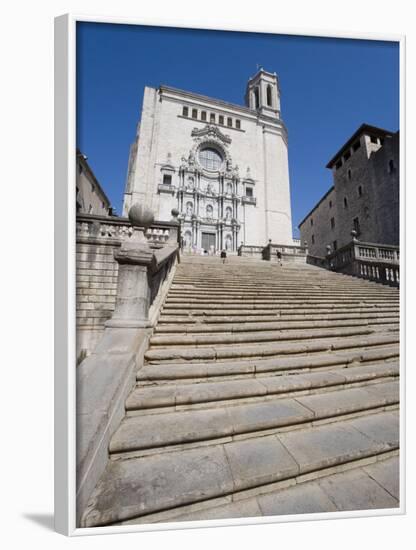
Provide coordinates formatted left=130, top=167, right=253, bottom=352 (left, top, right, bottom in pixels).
left=299, top=124, right=399, bottom=257
left=123, top=69, right=294, bottom=252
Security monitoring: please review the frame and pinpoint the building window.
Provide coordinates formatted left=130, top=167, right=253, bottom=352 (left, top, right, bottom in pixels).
left=335, top=159, right=343, bottom=170
left=246, top=187, right=253, bottom=197
left=219, top=115, right=224, bottom=125
left=311, top=234, right=315, bottom=245
left=182, top=106, right=189, bottom=117
left=199, top=147, right=223, bottom=171
left=227, top=117, right=233, bottom=127
left=333, top=240, right=338, bottom=251
left=329, top=200, right=332, bottom=208
left=254, top=87, right=260, bottom=109
left=210, top=113, right=215, bottom=123
left=388, top=159, right=395, bottom=173
left=347, top=169, right=352, bottom=180
left=310, top=218, right=313, bottom=226
left=330, top=217, right=335, bottom=229
left=358, top=185, right=362, bottom=197
left=192, top=108, right=198, bottom=119
left=236, top=119, right=241, bottom=129
left=201, top=111, right=207, bottom=121
left=343, top=197, right=348, bottom=208
left=267, top=85, right=272, bottom=107
left=352, top=140, right=361, bottom=152
left=353, top=217, right=361, bottom=235
left=163, top=174, right=172, bottom=185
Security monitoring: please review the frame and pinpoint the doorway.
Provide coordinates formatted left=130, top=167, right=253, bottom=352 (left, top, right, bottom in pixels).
left=201, top=232, right=216, bottom=253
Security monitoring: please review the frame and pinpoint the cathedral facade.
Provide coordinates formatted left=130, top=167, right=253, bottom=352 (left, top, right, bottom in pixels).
left=123, top=69, right=294, bottom=252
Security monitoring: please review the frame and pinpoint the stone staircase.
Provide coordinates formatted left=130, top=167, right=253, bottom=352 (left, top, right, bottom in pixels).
left=82, top=255, right=400, bottom=527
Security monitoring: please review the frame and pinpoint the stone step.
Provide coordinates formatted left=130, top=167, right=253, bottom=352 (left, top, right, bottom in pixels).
left=162, top=301, right=398, bottom=313
left=154, top=318, right=399, bottom=335
left=110, top=380, right=399, bottom=454
left=157, top=309, right=400, bottom=324
left=82, top=410, right=399, bottom=526
left=144, top=331, right=399, bottom=363
left=126, top=361, right=399, bottom=411
left=137, top=345, right=399, bottom=381
left=149, top=325, right=400, bottom=348
left=132, top=454, right=399, bottom=524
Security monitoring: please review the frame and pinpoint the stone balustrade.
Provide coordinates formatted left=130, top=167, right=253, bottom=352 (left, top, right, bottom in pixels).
left=307, top=238, right=399, bottom=287
left=76, top=213, right=179, bottom=246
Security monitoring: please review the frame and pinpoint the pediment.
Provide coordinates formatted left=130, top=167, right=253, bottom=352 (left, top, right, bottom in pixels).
left=191, top=125, right=232, bottom=145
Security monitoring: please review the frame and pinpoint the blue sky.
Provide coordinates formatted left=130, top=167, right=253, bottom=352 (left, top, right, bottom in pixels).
left=76, top=22, right=399, bottom=237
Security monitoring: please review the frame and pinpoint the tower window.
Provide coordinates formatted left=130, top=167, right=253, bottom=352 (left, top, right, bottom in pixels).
left=219, top=115, right=224, bottom=125
left=310, top=218, right=313, bottom=226
left=329, top=200, right=332, bottom=208
left=330, top=217, right=335, bottom=229
left=182, top=106, right=189, bottom=117
left=344, top=150, right=351, bottom=161
left=358, top=185, right=362, bottom=197
left=254, top=87, right=260, bottom=109
left=333, top=240, right=338, bottom=251
left=201, top=111, right=207, bottom=121
left=347, top=169, right=352, bottom=180
left=266, top=85, right=272, bottom=107
left=311, top=235, right=315, bottom=245
left=236, top=119, right=241, bottom=129
left=210, top=113, right=215, bottom=123
left=343, top=197, right=348, bottom=208
left=192, top=109, right=198, bottom=119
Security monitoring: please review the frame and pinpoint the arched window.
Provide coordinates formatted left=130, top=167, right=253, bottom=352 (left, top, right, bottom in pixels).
left=199, top=147, right=223, bottom=171
left=254, top=87, right=260, bottom=109
left=266, top=85, right=272, bottom=107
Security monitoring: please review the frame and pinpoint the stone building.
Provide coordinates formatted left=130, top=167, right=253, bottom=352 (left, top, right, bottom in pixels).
left=76, top=149, right=112, bottom=215
left=123, top=69, right=294, bottom=252
left=299, top=124, right=399, bottom=257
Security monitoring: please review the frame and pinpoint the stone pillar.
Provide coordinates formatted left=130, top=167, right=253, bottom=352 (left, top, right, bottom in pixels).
left=106, top=204, right=155, bottom=329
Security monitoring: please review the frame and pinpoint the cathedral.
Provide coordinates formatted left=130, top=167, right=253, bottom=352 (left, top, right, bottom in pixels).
left=123, top=68, right=294, bottom=252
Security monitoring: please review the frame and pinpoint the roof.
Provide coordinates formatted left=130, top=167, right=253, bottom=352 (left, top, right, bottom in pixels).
left=159, top=85, right=255, bottom=116
left=326, top=124, right=394, bottom=169
left=76, top=149, right=112, bottom=207
left=298, top=186, right=335, bottom=228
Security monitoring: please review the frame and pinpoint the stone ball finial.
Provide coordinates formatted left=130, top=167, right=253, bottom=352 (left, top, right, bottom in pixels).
left=128, top=203, right=154, bottom=229
left=351, top=229, right=357, bottom=238
left=171, top=208, right=179, bottom=219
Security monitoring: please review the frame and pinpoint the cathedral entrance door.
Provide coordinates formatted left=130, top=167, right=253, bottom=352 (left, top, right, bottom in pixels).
left=201, top=232, right=216, bottom=253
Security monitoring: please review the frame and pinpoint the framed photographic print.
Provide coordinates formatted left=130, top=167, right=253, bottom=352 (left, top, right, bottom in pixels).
left=54, top=14, right=404, bottom=536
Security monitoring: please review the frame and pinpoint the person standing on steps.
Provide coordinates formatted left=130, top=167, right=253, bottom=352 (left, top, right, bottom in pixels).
left=221, top=249, right=227, bottom=264
left=276, top=249, right=282, bottom=266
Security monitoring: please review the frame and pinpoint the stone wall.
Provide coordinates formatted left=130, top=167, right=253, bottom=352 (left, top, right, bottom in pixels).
left=299, top=130, right=399, bottom=257
left=76, top=238, right=119, bottom=362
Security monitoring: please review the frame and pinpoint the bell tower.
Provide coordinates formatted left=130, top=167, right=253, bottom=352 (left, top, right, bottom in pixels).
left=245, top=68, right=281, bottom=119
